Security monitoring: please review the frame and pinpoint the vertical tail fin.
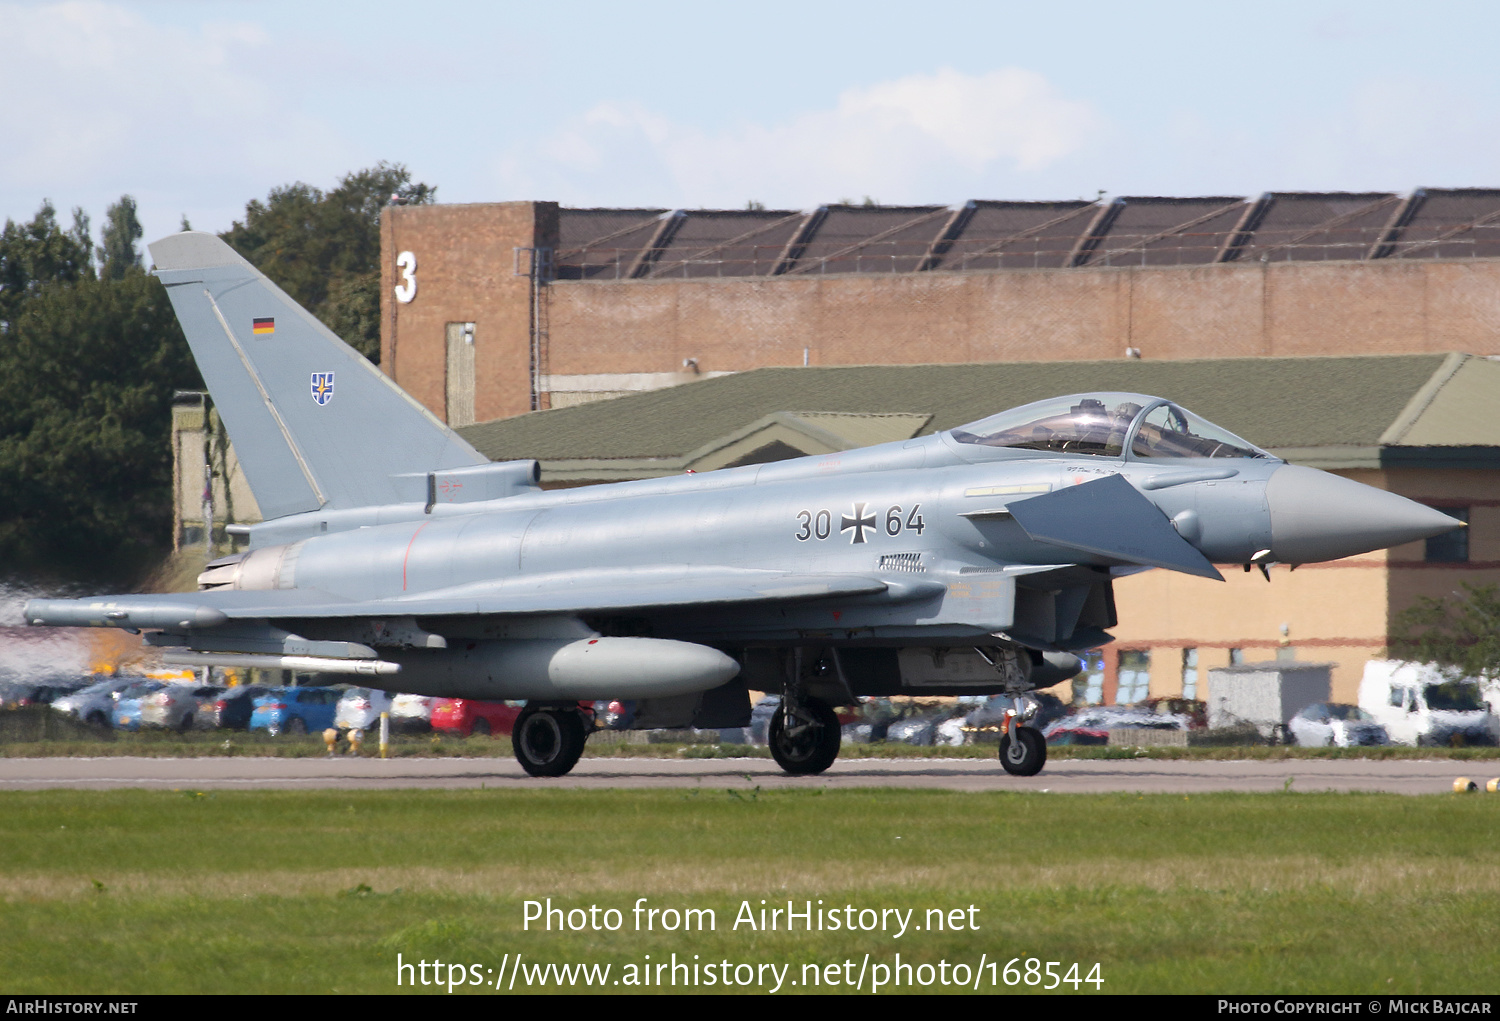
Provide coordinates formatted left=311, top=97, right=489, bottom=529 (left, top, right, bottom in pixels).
left=149, top=232, right=486, bottom=519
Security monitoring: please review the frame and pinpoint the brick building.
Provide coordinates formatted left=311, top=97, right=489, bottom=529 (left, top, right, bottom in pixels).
left=378, top=189, right=1500, bottom=423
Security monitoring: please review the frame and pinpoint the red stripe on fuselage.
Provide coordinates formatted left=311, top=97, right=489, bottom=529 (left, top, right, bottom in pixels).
left=402, top=522, right=431, bottom=591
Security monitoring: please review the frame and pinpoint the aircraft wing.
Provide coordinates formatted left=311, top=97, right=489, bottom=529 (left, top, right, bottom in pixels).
left=23, top=568, right=936, bottom=629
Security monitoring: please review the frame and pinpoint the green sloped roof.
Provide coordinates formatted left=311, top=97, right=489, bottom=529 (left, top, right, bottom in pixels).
left=459, top=354, right=1458, bottom=462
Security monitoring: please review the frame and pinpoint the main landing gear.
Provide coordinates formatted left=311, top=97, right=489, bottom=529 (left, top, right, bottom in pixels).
left=512, top=703, right=590, bottom=777
left=769, top=694, right=841, bottom=775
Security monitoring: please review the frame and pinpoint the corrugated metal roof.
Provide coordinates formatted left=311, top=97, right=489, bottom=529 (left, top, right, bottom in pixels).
left=460, top=353, right=1458, bottom=465
left=1228, top=192, right=1400, bottom=263
left=555, top=208, right=668, bottom=280
left=785, top=205, right=950, bottom=275
left=1386, top=189, right=1500, bottom=260
left=933, top=200, right=1098, bottom=271
left=645, top=210, right=804, bottom=278
left=546, top=189, right=1500, bottom=280
left=1080, top=196, right=1247, bottom=267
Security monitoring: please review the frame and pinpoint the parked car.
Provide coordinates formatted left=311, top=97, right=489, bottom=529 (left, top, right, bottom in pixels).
left=594, top=699, right=636, bottom=731
left=140, top=684, right=224, bottom=732
left=965, top=692, right=1070, bottom=739
left=885, top=713, right=941, bottom=745
left=52, top=678, right=141, bottom=728
left=747, top=696, right=781, bottom=745
left=431, top=699, right=523, bottom=737
left=112, top=681, right=168, bottom=731
left=1287, top=703, right=1389, bottom=747
left=389, top=694, right=434, bottom=733
left=1042, top=706, right=1190, bottom=746
left=1359, top=660, right=1500, bottom=747
left=211, top=685, right=270, bottom=730
left=0, top=677, right=90, bottom=709
left=335, top=687, right=393, bottom=732
left=1141, top=696, right=1209, bottom=729
left=250, top=687, right=341, bottom=736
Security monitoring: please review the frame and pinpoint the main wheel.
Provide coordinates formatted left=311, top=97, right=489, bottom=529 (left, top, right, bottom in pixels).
left=513, top=708, right=587, bottom=778
left=999, top=726, right=1047, bottom=776
left=769, top=697, right=841, bottom=775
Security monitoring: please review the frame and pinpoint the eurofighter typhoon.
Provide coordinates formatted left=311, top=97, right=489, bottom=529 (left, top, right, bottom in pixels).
left=25, top=233, right=1464, bottom=778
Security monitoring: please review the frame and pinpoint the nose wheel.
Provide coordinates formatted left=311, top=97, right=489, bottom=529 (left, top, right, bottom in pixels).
left=769, top=696, right=841, bottom=775
left=999, top=726, right=1047, bottom=776
left=513, top=705, right=588, bottom=777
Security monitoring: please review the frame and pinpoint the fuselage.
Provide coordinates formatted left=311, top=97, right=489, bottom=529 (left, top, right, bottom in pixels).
left=218, top=429, right=1284, bottom=645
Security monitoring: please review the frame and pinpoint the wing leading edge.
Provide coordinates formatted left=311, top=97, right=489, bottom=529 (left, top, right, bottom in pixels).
left=23, top=568, right=929, bottom=629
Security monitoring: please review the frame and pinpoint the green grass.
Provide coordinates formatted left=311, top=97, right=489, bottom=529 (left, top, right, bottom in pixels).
left=1, top=788, right=1498, bottom=994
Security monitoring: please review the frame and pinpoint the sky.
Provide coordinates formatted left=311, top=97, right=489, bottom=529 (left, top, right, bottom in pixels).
left=4, top=0, right=1500, bottom=247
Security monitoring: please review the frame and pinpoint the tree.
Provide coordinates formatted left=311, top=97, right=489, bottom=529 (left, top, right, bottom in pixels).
left=1389, top=582, right=1500, bottom=678
left=220, top=162, right=435, bottom=362
left=0, top=263, right=200, bottom=581
left=0, top=201, right=94, bottom=333
left=98, top=195, right=144, bottom=280
left=0, top=164, right=433, bottom=580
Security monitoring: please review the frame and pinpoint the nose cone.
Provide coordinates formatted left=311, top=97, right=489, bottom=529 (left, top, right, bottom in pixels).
left=1267, top=464, right=1464, bottom=564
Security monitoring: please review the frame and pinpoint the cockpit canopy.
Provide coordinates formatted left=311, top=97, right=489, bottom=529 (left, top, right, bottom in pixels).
left=949, top=393, right=1272, bottom=460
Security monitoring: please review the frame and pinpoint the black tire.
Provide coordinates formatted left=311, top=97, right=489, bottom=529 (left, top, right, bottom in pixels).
left=85, top=711, right=109, bottom=730
left=769, top=697, right=841, bottom=775
left=471, top=717, right=491, bottom=737
left=177, top=713, right=195, bottom=734
left=513, top=708, right=586, bottom=777
left=999, top=726, right=1047, bottom=776
left=285, top=716, right=307, bottom=736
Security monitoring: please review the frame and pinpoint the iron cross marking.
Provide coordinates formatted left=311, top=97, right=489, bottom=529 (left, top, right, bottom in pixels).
left=841, top=502, right=877, bottom=544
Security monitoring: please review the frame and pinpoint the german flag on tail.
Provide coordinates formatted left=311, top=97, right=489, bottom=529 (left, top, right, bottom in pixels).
left=252, top=317, right=275, bottom=335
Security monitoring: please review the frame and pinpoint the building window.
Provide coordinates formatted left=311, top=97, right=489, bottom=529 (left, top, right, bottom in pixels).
left=1425, top=507, right=1469, bottom=562
left=1118, top=650, right=1150, bottom=704
left=1074, top=650, right=1105, bottom=706
left=1181, top=648, right=1199, bottom=699
left=1229, top=648, right=1245, bottom=666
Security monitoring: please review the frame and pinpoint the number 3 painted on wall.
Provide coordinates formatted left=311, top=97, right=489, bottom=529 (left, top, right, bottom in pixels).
left=394, top=251, right=417, bottom=304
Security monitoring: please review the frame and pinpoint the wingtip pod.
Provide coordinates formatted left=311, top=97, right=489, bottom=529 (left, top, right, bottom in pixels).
left=23, top=598, right=227, bottom=630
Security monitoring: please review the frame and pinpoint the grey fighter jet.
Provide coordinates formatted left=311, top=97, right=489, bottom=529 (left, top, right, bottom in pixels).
left=24, top=233, right=1463, bottom=778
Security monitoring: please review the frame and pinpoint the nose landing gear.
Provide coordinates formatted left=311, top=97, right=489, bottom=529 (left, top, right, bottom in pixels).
left=997, top=695, right=1047, bottom=776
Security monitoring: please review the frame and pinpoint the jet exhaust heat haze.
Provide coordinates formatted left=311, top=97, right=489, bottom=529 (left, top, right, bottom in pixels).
left=24, top=233, right=1463, bottom=778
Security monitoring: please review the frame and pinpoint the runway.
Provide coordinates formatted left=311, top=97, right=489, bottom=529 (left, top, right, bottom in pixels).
left=0, top=755, right=1487, bottom=794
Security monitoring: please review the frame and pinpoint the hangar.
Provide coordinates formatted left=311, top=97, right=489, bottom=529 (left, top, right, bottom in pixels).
left=376, top=188, right=1500, bottom=421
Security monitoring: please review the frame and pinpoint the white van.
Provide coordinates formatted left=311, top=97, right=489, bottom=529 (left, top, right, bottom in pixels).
left=1358, top=660, right=1500, bottom=747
